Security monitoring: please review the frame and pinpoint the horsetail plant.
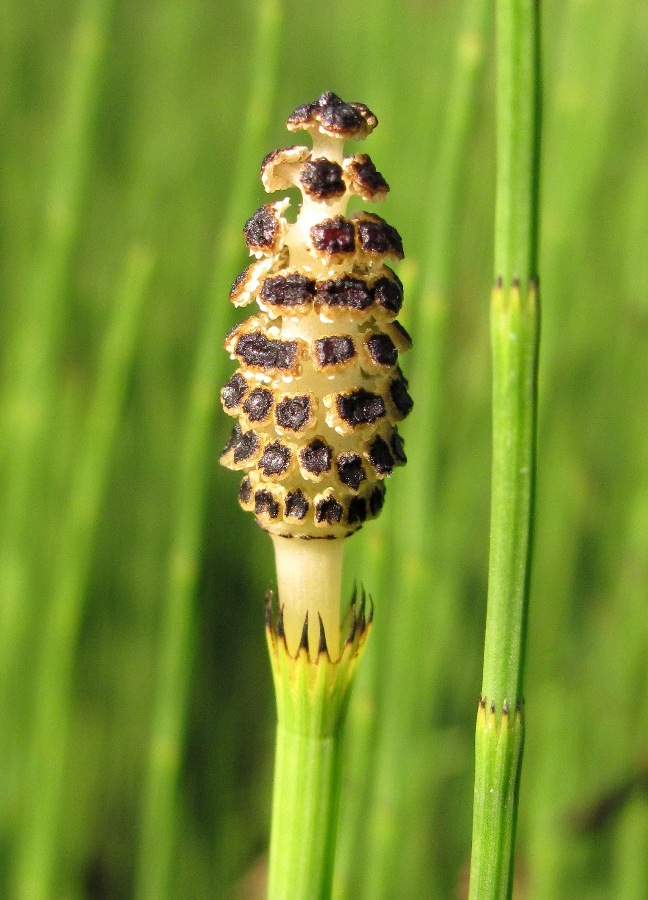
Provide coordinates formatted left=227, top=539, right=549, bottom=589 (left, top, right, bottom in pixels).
left=469, top=0, right=541, bottom=896
left=220, top=92, right=412, bottom=897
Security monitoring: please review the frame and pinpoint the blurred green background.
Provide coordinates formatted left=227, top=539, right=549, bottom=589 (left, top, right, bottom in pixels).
left=1, top=0, right=648, bottom=896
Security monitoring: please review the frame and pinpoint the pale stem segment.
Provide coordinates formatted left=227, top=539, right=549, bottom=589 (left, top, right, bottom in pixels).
left=272, top=535, right=344, bottom=659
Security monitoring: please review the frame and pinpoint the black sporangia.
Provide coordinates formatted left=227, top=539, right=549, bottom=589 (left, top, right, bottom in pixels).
left=221, top=92, right=412, bottom=538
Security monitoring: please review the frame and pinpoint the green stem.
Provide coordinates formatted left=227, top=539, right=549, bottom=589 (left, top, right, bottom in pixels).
left=494, top=0, right=540, bottom=281
left=469, top=0, right=540, bottom=896
left=266, top=596, right=369, bottom=900
left=268, top=726, right=341, bottom=899
left=471, top=697, right=525, bottom=899
left=481, top=278, right=539, bottom=704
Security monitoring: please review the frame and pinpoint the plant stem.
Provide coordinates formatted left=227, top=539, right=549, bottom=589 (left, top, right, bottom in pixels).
left=272, top=536, right=344, bottom=660
left=268, top=725, right=341, bottom=899
left=494, top=0, right=540, bottom=281
left=480, top=279, right=539, bottom=705
left=266, top=584, right=369, bottom=900
left=469, top=0, right=540, bottom=896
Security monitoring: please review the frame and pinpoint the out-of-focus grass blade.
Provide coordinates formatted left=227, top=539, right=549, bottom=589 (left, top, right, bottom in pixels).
left=11, top=245, right=153, bottom=900
left=337, top=1, right=490, bottom=896
left=0, top=0, right=116, bottom=730
left=134, top=2, right=283, bottom=897
left=524, top=1, right=640, bottom=893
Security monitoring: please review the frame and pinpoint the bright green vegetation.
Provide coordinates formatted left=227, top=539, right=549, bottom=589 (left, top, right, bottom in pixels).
left=266, top=593, right=370, bottom=900
left=1, top=0, right=647, bottom=896
left=469, top=0, right=540, bottom=894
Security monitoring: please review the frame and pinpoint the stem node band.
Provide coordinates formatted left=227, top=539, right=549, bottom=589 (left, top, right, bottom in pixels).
left=469, top=0, right=540, bottom=891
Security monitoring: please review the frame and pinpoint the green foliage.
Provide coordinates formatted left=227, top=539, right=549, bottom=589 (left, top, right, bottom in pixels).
left=1, top=0, right=647, bottom=896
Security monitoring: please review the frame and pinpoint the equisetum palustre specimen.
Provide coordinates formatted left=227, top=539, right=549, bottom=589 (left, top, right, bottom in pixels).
left=221, top=92, right=412, bottom=659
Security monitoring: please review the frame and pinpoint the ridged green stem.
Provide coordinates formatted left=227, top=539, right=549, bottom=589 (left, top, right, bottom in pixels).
left=266, top=593, right=368, bottom=900
left=268, top=727, right=342, bottom=899
left=481, top=278, right=539, bottom=705
left=469, top=0, right=540, bottom=896
left=469, top=278, right=539, bottom=900
left=471, top=698, right=525, bottom=898
left=493, top=0, right=540, bottom=281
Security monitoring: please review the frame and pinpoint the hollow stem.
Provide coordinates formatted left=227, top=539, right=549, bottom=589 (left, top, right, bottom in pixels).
left=266, top=581, right=369, bottom=900
left=493, top=0, right=540, bottom=282
left=469, top=279, right=539, bottom=900
left=469, top=0, right=540, bottom=895
left=267, top=715, right=342, bottom=899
